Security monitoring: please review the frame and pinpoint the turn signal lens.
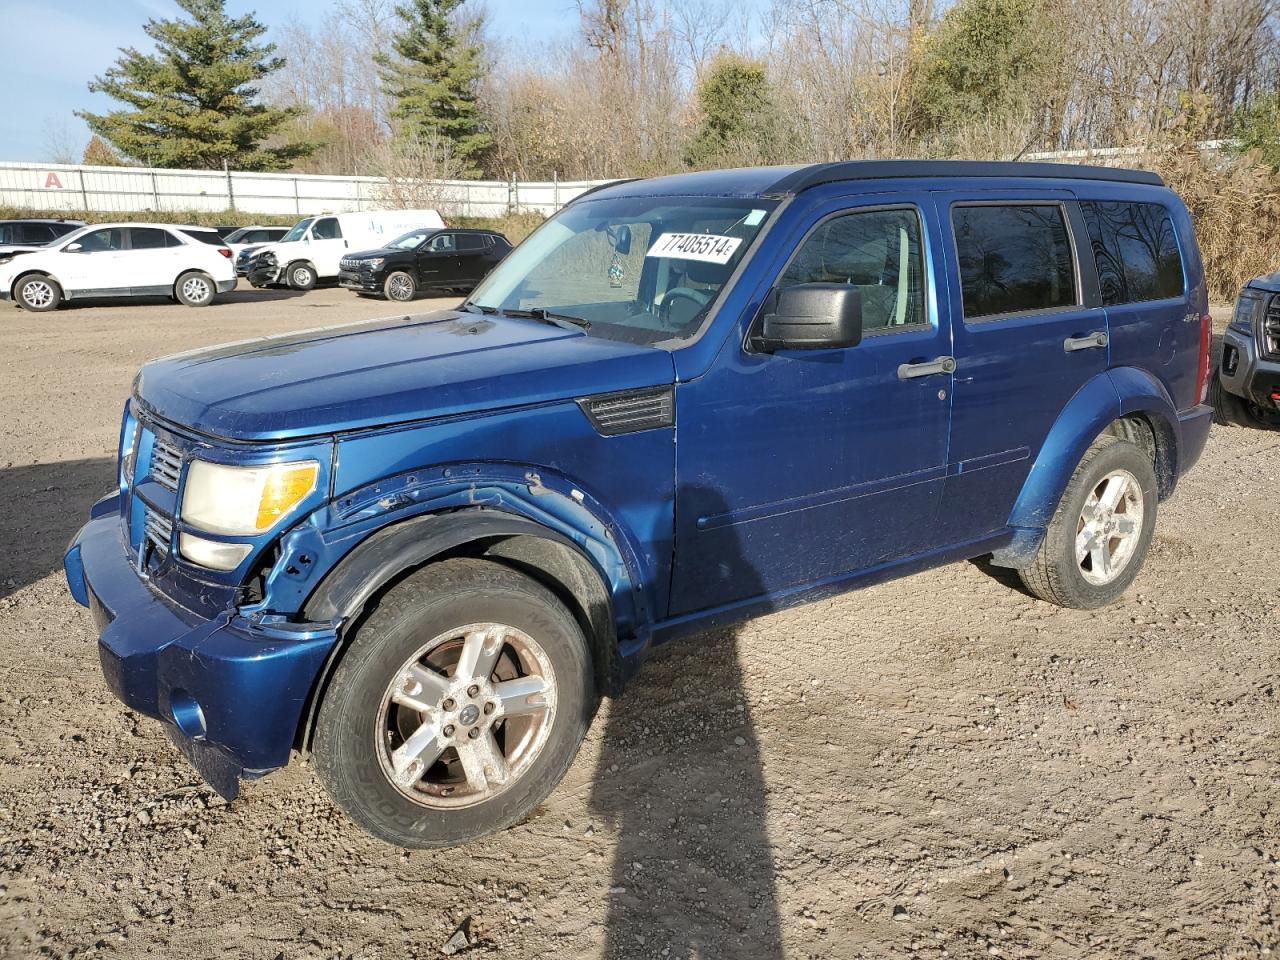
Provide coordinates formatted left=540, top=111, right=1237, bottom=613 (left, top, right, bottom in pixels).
left=178, top=534, right=252, bottom=571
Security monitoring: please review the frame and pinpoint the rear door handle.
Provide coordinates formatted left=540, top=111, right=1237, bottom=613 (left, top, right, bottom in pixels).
left=898, top=356, right=956, bottom=379
left=1064, top=331, right=1108, bottom=352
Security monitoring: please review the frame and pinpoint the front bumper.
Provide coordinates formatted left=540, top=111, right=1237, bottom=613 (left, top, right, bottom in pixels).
left=1220, top=326, right=1280, bottom=408
left=247, top=263, right=282, bottom=287
left=338, top=269, right=380, bottom=292
left=64, top=506, right=338, bottom=799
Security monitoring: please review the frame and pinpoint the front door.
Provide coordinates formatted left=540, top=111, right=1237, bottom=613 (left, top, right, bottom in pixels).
left=307, top=216, right=348, bottom=277
left=932, top=193, right=1109, bottom=543
left=670, top=196, right=955, bottom=616
left=416, top=232, right=458, bottom=288
left=60, top=226, right=128, bottom=293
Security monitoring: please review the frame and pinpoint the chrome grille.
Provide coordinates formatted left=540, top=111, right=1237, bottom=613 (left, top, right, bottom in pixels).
left=149, top=437, right=183, bottom=491
left=1265, top=295, right=1280, bottom=360
left=143, top=509, right=173, bottom=553
left=339, top=258, right=367, bottom=272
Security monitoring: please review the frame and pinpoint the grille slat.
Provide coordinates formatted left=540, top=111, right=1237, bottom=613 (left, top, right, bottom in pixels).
left=149, top=437, right=183, bottom=491
left=578, top=387, right=674, bottom=436
left=1264, top=295, right=1280, bottom=360
left=143, top=509, right=173, bottom=553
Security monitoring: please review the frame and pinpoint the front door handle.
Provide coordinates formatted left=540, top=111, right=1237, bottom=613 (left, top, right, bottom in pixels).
left=1064, top=331, right=1108, bottom=352
left=898, top=356, right=957, bottom=380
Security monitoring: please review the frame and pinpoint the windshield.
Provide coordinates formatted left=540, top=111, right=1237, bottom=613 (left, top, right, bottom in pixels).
left=467, top=195, right=777, bottom=344
left=281, top=218, right=313, bottom=243
left=388, top=229, right=435, bottom=250
left=223, top=228, right=250, bottom=244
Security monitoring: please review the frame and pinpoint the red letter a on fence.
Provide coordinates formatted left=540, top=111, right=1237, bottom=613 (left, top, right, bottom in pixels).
left=44, top=172, right=63, bottom=188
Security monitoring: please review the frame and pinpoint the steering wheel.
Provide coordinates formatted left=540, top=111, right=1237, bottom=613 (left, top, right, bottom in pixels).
left=660, top=287, right=712, bottom=327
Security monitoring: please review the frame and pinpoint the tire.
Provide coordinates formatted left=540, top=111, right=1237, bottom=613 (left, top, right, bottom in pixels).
left=1017, top=434, right=1158, bottom=609
left=174, top=270, right=215, bottom=307
left=313, top=558, right=595, bottom=849
left=383, top=270, right=416, bottom=302
left=14, top=274, right=62, bottom=312
left=286, top=262, right=316, bottom=291
left=1210, top=370, right=1275, bottom=429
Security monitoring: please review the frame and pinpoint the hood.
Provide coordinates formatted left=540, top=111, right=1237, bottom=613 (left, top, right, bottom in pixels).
left=1246, top=275, right=1280, bottom=295
left=344, top=246, right=403, bottom=261
left=134, top=309, right=676, bottom=442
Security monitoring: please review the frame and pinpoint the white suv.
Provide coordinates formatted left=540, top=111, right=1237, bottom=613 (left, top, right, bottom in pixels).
left=0, top=223, right=238, bottom=312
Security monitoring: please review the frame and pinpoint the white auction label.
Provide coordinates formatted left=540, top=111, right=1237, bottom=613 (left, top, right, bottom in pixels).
left=645, top=232, right=743, bottom=264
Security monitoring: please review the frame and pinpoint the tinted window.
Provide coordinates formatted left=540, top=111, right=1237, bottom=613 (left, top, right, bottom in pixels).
left=0, top=224, right=16, bottom=243
left=312, top=217, right=342, bottom=240
left=457, top=234, right=487, bottom=252
left=1080, top=201, right=1184, bottom=304
left=129, top=228, right=172, bottom=250
left=780, top=207, right=926, bottom=332
left=50, top=222, right=80, bottom=238
left=22, top=224, right=57, bottom=243
left=953, top=205, right=1076, bottom=319
left=183, top=229, right=224, bottom=246
left=75, top=228, right=125, bottom=252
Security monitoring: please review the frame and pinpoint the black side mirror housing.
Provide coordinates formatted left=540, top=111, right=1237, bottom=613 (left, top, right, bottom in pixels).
left=757, top=283, right=864, bottom=352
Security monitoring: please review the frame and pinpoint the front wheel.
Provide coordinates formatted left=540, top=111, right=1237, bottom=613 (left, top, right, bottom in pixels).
left=174, top=270, right=215, bottom=307
left=383, top=270, right=416, bottom=302
left=313, top=558, right=595, bottom=848
left=1211, top=372, right=1277, bottom=429
left=287, top=262, right=316, bottom=291
left=14, top=274, right=62, bottom=312
left=1017, top=435, right=1157, bottom=609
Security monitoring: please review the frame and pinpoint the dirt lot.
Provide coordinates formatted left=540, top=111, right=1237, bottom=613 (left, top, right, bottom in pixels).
left=0, top=289, right=1275, bottom=959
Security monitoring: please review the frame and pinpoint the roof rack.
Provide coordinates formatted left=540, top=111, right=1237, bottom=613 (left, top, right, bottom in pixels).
left=766, top=160, right=1163, bottom=194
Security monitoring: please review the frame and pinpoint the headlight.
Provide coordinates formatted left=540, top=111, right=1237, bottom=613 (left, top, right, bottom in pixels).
left=180, top=459, right=319, bottom=535
left=1231, top=293, right=1260, bottom=334
left=365, top=258, right=385, bottom=271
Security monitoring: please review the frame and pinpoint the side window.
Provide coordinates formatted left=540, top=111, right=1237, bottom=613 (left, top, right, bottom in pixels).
left=457, top=234, right=486, bottom=252
left=953, top=205, right=1077, bottom=320
left=312, top=217, right=342, bottom=240
left=779, top=207, right=926, bottom=332
left=50, top=222, right=79, bottom=238
left=1079, top=200, right=1184, bottom=304
left=24, top=225, right=56, bottom=243
left=0, top=224, right=14, bottom=243
left=429, top=233, right=457, bottom=252
left=128, top=228, right=172, bottom=250
left=75, top=228, right=125, bottom=252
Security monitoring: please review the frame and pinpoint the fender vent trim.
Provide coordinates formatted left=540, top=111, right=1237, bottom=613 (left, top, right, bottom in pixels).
left=577, top=387, right=674, bottom=436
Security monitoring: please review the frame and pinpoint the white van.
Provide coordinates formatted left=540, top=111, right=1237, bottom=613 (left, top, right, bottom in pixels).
left=246, top=209, right=444, bottom=290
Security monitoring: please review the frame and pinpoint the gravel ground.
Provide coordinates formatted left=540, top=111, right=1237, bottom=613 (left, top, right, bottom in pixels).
left=0, top=290, right=1275, bottom=959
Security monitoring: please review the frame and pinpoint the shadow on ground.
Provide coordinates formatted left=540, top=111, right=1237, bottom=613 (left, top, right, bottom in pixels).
left=0, top=457, right=114, bottom=599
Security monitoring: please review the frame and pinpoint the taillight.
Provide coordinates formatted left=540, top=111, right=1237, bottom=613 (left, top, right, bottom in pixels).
left=1196, top=311, right=1212, bottom=404
left=217, top=247, right=232, bottom=258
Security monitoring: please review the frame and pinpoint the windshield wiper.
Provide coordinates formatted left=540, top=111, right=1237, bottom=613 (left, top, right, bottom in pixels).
left=459, top=301, right=495, bottom=315
left=501, top=307, right=591, bottom=332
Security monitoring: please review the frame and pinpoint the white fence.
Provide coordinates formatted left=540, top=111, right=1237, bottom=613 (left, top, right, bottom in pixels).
left=0, top=161, right=611, bottom=218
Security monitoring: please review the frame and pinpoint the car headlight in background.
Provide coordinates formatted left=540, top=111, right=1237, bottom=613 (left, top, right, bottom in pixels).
left=180, top=459, right=319, bottom=536
left=1231, top=292, right=1260, bottom=334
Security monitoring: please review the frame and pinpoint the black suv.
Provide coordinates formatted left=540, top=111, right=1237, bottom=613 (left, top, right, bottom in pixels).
left=338, top=228, right=511, bottom=301
left=1216, top=281, right=1280, bottom=428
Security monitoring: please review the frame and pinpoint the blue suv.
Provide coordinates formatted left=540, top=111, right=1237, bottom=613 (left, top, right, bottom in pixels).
left=64, top=161, right=1213, bottom=848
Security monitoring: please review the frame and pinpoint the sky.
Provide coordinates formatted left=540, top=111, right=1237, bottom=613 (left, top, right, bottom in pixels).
left=0, top=0, right=580, bottom=163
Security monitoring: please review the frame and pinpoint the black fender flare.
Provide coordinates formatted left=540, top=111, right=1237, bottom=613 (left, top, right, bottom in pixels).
left=296, top=508, right=619, bottom=750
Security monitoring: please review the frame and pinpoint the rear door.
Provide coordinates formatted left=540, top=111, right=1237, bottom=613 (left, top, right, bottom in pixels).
left=123, top=227, right=183, bottom=293
left=454, top=233, right=489, bottom=284
left=933, top=192, right=1107, bottom=543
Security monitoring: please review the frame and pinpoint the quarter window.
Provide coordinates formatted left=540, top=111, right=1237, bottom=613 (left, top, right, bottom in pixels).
left=1080, top=201, right=1184, bottom=304
left=779, top=207, right=926, bottom=332
left=953, top=205, right=1077, bottom=319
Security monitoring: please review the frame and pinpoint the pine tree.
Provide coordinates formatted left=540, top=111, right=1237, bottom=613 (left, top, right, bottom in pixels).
left=684, top=55, right=780, bottom=169
left=82, top=135, right=123, bottom=167
left=76, top=0, right=312, bottom=171
left=377, top=0, right=490, bottom=175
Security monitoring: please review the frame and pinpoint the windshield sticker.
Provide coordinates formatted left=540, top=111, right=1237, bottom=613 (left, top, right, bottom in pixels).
left=646, top=232, right=743, bottom=264
left=743, top=209, right=767, bottom=226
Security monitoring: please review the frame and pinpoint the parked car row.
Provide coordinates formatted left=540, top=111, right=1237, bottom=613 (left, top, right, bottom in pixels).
left=0, top=211, right=514, bottom=312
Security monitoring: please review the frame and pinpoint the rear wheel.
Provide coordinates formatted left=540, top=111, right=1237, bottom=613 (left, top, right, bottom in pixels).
left=384, top=270, right=416, bottom=302
left=1017, top=435, right=1157, bottom=609
left=313, top=558, right=594, bottom=848
left=174, top=270, right=215, bottom=307
left=287, top=262, right=316, bottom=291
left=14, top=274, right=61, bottom=312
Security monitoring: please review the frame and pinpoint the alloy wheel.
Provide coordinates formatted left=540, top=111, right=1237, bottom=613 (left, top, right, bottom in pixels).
left=388, top=274, right=414, bottom=301
left=1076, top=469, right=1144, bottom=585
left=21, top=280, right=53, bottom=308
left=375, top=622, right=557, bottom=808
left=182, top=276, right=211, bottom=303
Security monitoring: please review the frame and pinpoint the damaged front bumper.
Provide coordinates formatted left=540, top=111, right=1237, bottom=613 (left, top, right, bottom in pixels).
left=64, top=504, right=338, bottom=799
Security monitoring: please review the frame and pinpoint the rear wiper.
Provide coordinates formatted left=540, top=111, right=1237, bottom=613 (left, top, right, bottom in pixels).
left=502, top=307, right=591, bottom=332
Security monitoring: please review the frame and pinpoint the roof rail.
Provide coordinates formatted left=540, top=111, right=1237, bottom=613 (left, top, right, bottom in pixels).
left=766, top=160, right=1164, bottom=194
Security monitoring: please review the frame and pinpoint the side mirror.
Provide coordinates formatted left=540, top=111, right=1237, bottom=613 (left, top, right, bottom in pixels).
left=757, top=283, right=863, bottom=352
left=65, top=242, right=82, bottom=253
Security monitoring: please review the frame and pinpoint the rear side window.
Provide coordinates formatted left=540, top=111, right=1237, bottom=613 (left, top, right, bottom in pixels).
left=22, top=224, right=56, bottom=243
left=128, top=228, right=173, bottom=250
left=312, top=217, right=342, bottom=240
left=457, top=234, right=487, bottom=252
left=182, top=229, right=224, bottom=246
left=1079, top=201, right=1184, bottom=304
left=953, top=205, right=1077, bottom=319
